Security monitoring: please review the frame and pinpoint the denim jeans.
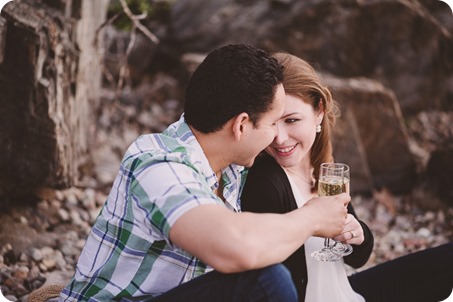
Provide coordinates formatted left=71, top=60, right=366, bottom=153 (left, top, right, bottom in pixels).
left=349, top=243, right=453, bottom=302
left=122, top=263, right=298, bottom=302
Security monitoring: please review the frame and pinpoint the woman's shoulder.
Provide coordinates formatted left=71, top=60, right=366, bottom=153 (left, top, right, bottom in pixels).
left=248, top=154, right=287, bottom=183
left=243, top=154, right=296, bottom=213
left=250, top=153, right=282, bottom=173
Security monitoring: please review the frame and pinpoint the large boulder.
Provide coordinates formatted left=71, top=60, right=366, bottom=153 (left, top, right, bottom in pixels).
left=330, top=107, right=374, bottom=194
left=407, top=111, right=453, bottom=206
left=170, top=0, right=453, bottom=115
left=424, top=149, right=453, bottom=207
left=323, top=74, right=418, bottom=194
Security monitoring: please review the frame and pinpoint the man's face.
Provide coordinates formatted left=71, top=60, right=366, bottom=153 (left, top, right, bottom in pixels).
left=239, top=84, right=286, bottom=167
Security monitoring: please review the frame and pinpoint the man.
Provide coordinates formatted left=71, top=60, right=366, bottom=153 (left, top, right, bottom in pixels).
left=60, top=44, right=349, bottom=301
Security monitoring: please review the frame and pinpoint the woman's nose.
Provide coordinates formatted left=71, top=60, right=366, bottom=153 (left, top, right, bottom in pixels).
left=274, top=124, right=288, bottom=145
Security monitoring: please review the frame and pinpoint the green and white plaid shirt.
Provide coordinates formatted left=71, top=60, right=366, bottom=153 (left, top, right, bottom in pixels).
left=60, top=115, right=247, bottom=301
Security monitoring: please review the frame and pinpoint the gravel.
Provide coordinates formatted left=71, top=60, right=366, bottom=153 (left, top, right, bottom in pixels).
left=1, top=186, right=452, bottom=301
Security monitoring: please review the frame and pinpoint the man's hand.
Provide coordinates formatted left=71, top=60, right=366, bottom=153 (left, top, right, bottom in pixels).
left=302, top=193, right=350, bottom=238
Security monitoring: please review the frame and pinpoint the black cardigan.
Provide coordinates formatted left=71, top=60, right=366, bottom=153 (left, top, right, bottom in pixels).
left=241, top=155, right=374, bottom=301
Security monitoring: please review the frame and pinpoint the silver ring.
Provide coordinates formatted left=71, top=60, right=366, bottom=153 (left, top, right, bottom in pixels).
left=350, top=231, right=355, bottom=239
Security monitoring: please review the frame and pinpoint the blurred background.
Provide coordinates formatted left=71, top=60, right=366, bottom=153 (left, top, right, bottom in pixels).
left=0, top=0, right=452, bottom=300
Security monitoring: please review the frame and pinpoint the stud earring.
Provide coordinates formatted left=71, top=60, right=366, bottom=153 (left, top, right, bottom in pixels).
left=316, top=124, right=322, bottom=133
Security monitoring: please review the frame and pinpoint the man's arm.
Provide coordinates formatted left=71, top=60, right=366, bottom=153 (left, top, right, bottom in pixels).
left=170, top=193, right=349, bottom=273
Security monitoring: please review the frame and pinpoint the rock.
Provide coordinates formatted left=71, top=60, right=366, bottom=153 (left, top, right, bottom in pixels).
left=35, top=188, right=58, bottom=201
left=65, top=190, right=79, bottom=206
left=83, top=188, right=96, bottom=210
left=92, top=144, right=122, bottom=186
left=19, top=216, right=28, bottom=225
left=58, top=208, right=70, bottom=222
left=89, top=208, right=102, bottom=224
left=18, top=253, right=28, bottom=263
left=416, top=227, right=431, bottom=238
left=55, top=190, right=65, bottom=201
left=3, top=249, right=18, bottom=265
left=42, top=258, right=56, bottom=270
left=424, top=150, right=453, bottom=207
left=181, top=53, right=206, bottom=75
left=324, top=75, right=417, bottom=194
left=53, top=250, right=66, bottom=270
left=42, top=270, right=74, bottom=287
left=331, top=107, right=373, bottom=194
left=69, top=210, right=82, bottom=226
left=419, top=0, right=453, bottom=33
left=407, top=111, right=453, bottom=155
left=28, top=264, right=41, bottom=280
left=170, top=0, right=453, bottom=116
left=374, top=204, right=393, bottom=231
left=13, top=266, right=29, bottom=280
left=39, top=263, right=48, bottom=272
left=395, top=216, right=412, bottom=231
left=40, top=247, right=54, bottom=258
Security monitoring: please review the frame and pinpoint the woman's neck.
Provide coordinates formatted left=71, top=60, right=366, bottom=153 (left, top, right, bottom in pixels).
left=283, top=166, right=317, bottom=204
left=283, top=162, right=315, bottom=189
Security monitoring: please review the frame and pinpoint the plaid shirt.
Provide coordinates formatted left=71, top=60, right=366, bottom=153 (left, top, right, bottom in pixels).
left=60, top=116, right=247, bottom=301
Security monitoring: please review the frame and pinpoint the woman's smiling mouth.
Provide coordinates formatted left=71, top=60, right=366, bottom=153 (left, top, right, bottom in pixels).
left=275, top=144, right=297, bottom=156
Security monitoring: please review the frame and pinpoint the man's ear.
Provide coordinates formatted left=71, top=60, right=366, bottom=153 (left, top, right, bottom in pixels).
left=232, top=113, right=250, bottom=141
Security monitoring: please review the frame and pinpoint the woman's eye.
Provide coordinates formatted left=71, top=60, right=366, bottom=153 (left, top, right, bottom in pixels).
left=285, top=118, right=299, bottom=124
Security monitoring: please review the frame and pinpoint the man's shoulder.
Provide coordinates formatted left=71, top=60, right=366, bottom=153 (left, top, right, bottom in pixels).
left=121, top=133, right=197, bottom=170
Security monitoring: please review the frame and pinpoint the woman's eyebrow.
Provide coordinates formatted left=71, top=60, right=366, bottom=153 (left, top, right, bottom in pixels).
left=282, top=112, right=299, bottom=118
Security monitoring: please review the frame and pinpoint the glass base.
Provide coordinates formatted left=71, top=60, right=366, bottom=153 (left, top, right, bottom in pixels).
left=311, top=248, right=342, bottom=262
left=331, top=242, right=353, bottom=256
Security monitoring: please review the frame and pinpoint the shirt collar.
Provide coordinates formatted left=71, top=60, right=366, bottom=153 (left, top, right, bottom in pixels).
left=166, top=115, right=244, bottom=212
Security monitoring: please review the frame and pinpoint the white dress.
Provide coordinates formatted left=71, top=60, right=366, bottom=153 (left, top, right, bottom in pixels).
left=285, top=172, right=365, bottom=302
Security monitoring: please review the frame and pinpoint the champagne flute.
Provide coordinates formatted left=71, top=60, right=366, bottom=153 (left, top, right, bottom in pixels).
left=311, top=163, right=352, bottom=261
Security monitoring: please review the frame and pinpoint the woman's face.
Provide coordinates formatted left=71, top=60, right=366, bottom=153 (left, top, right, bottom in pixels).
left=265, top=94, right=324, bottom=168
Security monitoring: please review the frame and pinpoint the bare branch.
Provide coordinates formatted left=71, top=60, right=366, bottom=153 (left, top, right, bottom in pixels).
left=116, top=24, right=137, bottom=96
left=94, top=10, right=123, bottom=48
left=119, top=0, right=160, bottom=44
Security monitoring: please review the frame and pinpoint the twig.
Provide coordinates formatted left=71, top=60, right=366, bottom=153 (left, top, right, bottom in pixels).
left=94, top=10, right=123, bottom=49
left=119, top=0, right=160, bottom=44
left=93, top=0, right=160, bottom=99
left=95, top=11, right=124, bottom=91
left=116, top=24, right=137, bottom=96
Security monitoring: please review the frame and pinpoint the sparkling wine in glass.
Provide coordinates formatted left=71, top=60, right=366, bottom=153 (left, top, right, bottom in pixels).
left=311, top=163, right=353, bottom=261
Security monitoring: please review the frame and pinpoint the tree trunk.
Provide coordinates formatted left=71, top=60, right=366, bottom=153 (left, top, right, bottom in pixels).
left=0, top=0, right=109, bottom=207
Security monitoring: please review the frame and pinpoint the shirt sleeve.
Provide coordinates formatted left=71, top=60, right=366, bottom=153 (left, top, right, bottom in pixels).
left=131, top=161, right=222, bottom=246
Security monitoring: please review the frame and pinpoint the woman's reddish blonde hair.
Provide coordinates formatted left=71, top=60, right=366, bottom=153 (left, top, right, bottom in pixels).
left=273, top=52, right=340, bottom=192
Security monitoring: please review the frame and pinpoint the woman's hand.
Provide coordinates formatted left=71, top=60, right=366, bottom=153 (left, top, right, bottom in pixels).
left=333, top=214, right=364, bottom=245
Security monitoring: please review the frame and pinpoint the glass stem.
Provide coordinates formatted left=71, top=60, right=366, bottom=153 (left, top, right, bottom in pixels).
left=324, top=237, right=330, bottom=249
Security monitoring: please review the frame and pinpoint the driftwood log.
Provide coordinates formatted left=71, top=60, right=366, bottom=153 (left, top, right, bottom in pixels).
left=0, top=0, right=108, bottom=206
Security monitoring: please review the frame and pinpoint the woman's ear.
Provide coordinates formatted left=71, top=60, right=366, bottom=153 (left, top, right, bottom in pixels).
left=232, top=113, right=249, bottom=141
left=316, top=100, right=325, bottom=125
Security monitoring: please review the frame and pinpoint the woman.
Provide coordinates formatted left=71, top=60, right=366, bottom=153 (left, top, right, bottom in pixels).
left=241, top=52, right=453, bottom=302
